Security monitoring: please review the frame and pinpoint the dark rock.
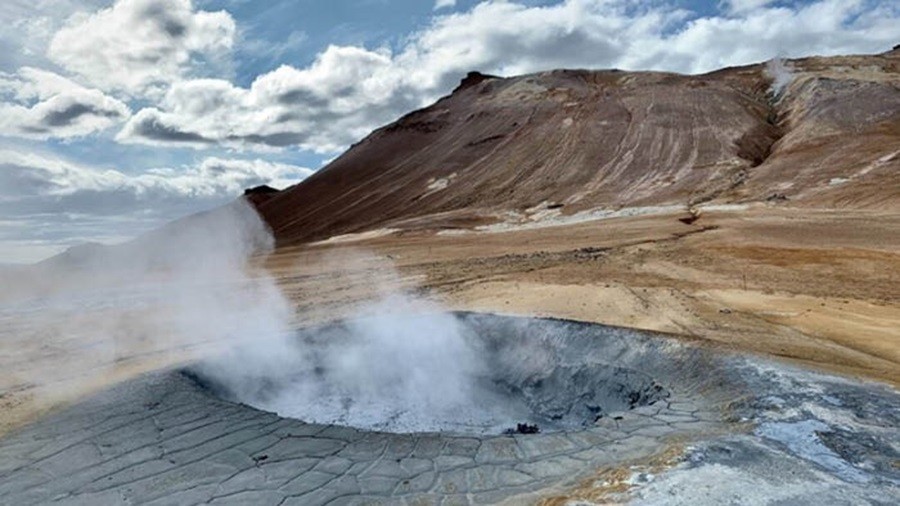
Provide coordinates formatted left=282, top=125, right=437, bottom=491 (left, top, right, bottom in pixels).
left=244, top=185, right=280, bottom=196
left=505, top=423, right=541, bottom=435
left=454, top=71, right=500, bottom=92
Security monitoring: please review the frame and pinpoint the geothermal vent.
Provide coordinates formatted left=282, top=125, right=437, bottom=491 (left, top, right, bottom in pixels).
left=186, top=313, right=730, bottom=436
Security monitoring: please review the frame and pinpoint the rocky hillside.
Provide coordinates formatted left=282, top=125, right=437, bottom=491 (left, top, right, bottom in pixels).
left=255, top=48, right=899, bottom=245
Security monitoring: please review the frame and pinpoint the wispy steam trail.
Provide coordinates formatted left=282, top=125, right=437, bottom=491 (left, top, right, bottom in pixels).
left=0, top=199, right=293, bottom=430
left=765, top=57, right=794, bottom=98
left=0, top=200, right=502, bottom=435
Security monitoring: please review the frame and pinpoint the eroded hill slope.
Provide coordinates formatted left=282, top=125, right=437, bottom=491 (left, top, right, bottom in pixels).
left=257, top=49, right=899, bottom=245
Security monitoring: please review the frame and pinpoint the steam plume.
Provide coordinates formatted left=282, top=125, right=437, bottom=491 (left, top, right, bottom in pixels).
left=0, top=199, right=293, bottom=430
left=1, top=200, right=507, bottom=435
left=765, top=57, right=794, bottom=98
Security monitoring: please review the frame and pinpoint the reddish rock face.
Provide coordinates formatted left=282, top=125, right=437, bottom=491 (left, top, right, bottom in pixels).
left=255, top=50, right=899, bottom=246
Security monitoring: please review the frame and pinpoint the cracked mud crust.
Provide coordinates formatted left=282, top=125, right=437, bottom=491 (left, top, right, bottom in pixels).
left=0, top=372, right=725, bottom=505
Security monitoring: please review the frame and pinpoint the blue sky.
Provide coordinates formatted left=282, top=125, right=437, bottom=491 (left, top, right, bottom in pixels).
left=0, top=0, right=896, bottom=263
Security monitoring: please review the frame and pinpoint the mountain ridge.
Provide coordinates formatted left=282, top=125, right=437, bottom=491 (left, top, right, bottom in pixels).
left=252, top=49, right=899, bottom=246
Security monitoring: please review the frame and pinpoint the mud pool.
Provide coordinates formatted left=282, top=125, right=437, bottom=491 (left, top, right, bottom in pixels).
left=0, top=314, right=897, bottom=505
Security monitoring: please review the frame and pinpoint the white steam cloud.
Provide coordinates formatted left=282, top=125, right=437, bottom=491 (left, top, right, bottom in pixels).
left=187, top=246, right=531, bottom=434
left=206, top=293, right=534, bottom=434
left=765, top=57, right=794, bottom=98
left=0, top=199, right=292, bottom=430
left=0, top=200, right=511, bottom=435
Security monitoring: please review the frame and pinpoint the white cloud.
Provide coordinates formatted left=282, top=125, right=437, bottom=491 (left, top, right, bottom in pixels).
left=0, top=0, right=108, bottom=71
left=627, top=0, right=898, bottom=72
left=0, top=147, right=313, bottom=261
left=142, top=157, right=315, bottom=195
left=0, top=68, right=131, bottom=139
left=47, top=0, right=236, bottom=98
left=117, top=45, right=412, bottom=152
left=116, top=0, right=899, bottom=153
left=0, top=149, right=311, bottom=207
left=434, top=0, right=457, bottom=10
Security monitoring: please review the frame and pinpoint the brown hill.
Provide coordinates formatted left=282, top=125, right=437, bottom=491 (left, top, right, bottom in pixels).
left=256, top=49, right=900, bottom=245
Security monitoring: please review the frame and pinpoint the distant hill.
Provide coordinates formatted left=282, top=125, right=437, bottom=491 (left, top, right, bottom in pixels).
left=250, top=49, right=899, bottom=245
left=1, top=200, right=271, bottom=301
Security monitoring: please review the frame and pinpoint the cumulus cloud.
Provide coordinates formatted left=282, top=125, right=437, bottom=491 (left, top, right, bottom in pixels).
left=0, top=148, right=311, bottom=260
left=0, top=0, right=108, bottom=71
left=0, top=149, right=311, bottom=213
left=117, top=45, right=414, bottom=152
left=145, top=157, right=315, bottom=195
left=117, top=0, right=899, bottom=153
left=0, top=150, right=312, bottom=221
left=434, top=0, right=457, bottom=10
left=47, top=0, right=235, bottom=98
left=0, top=67, right=130, bottom=139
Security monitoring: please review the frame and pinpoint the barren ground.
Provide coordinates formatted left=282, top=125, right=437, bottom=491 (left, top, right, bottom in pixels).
left=267, top=205, right=899, bottom=387
left=2, top=206, right=897, bottom=440
left=1, top=205, right=898, bottom=504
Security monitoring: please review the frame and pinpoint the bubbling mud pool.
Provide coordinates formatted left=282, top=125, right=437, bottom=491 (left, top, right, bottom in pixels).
left=185, top=313, right=729, bottom=436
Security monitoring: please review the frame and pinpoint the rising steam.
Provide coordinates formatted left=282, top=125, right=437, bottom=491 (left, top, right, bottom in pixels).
left=0, top=199, right=508, bottom=434
left=765, top=57, right=794, bottom=98
left=194, top=294, right=531, bottom=434
left=0, top=200, right=295, bottom=429
left=187, top=245, right=531, bottom=434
